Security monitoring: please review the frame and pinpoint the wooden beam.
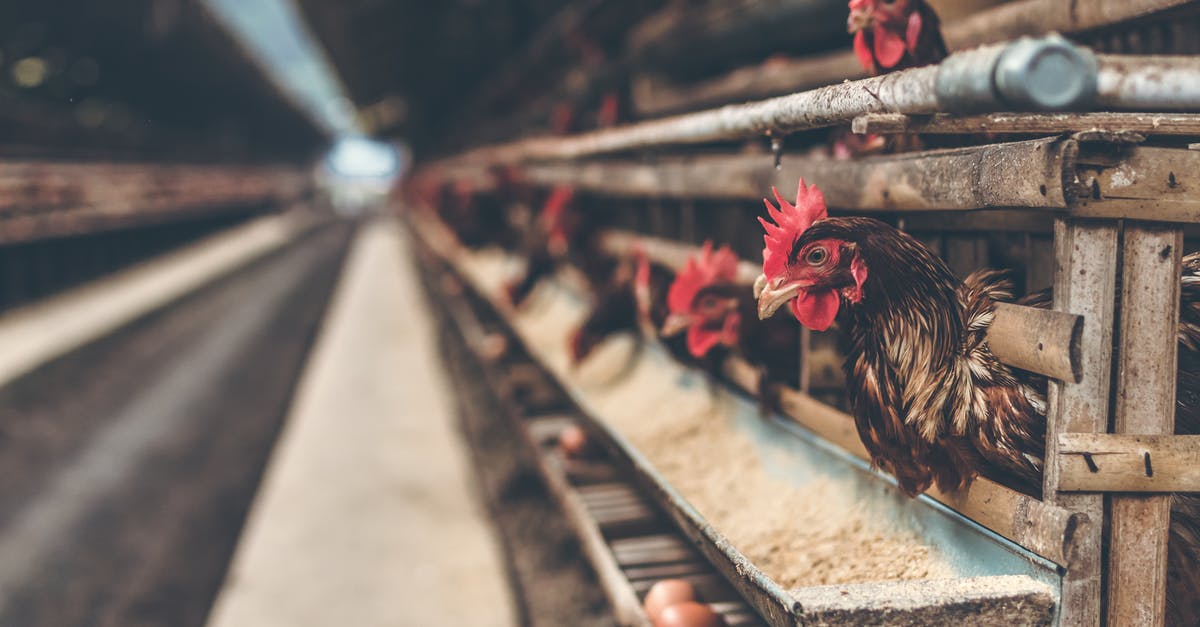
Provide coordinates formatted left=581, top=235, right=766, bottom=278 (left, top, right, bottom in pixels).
left=0, top=161, right=307, bottom=244
left=986, top=303, right=1082, bottom=383
left=1071, top=146, right=1200, bottom=222
left=852, top=112, right=1200, bottom=136
left=1107, top=224, right=1181, bottom=627
left=1057, top=434, right=1200, bottom=492
left=1044, top=219, right=1117, bottom=627
left=507, top=138, right=1072, bottom=212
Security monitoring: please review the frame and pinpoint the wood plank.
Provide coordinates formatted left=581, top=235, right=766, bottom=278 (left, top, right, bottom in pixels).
left=985, top=303, right=1082, bottom=383
left=1044, top=219, right=1118, bottom=627
left=853, top=112, right=1200, bottom=136
left=505, top=138, right=1072, bottom=212
left=1107, top=224, right=1181, bottom=627
left=1057, top=434, right=1200, bottom=492
left=1071, top=146, right=1200, bottom=222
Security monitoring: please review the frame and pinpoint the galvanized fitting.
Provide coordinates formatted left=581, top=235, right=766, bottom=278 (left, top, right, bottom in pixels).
left=935, top=34, right=1098, bottom=113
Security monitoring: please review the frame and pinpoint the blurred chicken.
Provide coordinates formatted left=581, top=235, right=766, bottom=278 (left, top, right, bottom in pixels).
left=754, top=178, right=1200, bottom=624
left=664, top=242, right=800, bottom=411
left=847, top=0, right=947, bottom=74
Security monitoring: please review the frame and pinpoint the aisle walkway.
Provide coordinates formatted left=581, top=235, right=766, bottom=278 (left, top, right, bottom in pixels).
left=207, top=218, right=515, bottom=627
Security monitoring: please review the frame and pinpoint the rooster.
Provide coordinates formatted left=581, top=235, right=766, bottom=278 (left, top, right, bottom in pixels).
left=664, top=242, right=800, bottom=412
left=753, top=178, right=1200, bottom=624
left=847, top=0, right=947, bottom=74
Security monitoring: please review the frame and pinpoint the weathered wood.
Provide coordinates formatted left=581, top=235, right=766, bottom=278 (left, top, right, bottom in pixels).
left=1107, top=224, right=1181, bottom=627
left=1044, top=219, right=1117, bottom=627
left=599, top=229, right=761, bottom=285
left=786, top=576, right=1056, bottom=626
left=852, top=112, right=1200, bottom=136
left=1057, top=434, right=1200, bottom=492
left=943, top=0, right=1192, bottom=51
left=0, top=160, right=308, bottom=244
left=633, top=52, right=864, bottom=117
left=507, top=138, right=1071, bottom=212
left=985, top=303, right=1082, bottom=383
left=1071, top=145, right=1200, bottom=222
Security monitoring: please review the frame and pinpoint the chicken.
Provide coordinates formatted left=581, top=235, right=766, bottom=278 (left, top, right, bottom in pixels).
left=569, top=247, right=690, bottom=369
left=505, top=185, right=578, bottom=307
left=847, top=0, right=947, bottom=74
left=753, top=178, right=1200, bottom=624
left=663, top=242, right=800, bottom=411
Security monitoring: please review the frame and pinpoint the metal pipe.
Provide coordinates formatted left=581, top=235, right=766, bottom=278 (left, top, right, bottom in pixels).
left=460, top=36, right=1110, bottom=164
left=1097, top=55, right=1200, bottom=111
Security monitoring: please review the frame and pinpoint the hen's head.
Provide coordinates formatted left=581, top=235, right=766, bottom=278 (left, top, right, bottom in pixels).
left=847, top=0, right=924, bottom=71
left=754, top=179, right=867, bottom=330
left=661, top=242, right=742, bottom=358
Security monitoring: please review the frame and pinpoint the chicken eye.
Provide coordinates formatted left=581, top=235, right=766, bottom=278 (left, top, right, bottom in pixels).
left=805, top=246, right=829, bottom=266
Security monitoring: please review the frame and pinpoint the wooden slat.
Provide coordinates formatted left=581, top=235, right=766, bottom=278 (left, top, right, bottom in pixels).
left=1107, top=224, right=1182, bottom=627
left=853, top=112, right=1200, bottom=136
left=985, top=303, right=1082, bottom=383
left=1057, top=434, right=1200, bottom=492
left=501, top=138, right=1071, bottom=212
left=1071, top=146, right=1200, bottom=222
left=1044, top=219, right=1118, bottom=627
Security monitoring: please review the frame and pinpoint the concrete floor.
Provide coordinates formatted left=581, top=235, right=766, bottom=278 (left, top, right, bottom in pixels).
left=207, top=218, right=516, bottom=627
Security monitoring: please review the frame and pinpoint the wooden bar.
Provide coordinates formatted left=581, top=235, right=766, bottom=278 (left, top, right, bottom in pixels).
left=852, top=112, right=1200, bottom=136
left=0, top=161, right=308, bottom=244
left=985, top=303, right=1082, bottom=383
left=1107, top=224, right=1181, bottom=627
left=1044, top=219, right=1117, bottom=626
left=1071, top=145, right=1200, bottom=222
left=1057, top=434, right=1200, bottom=492
left=505, top=138, right=1072, bottom=212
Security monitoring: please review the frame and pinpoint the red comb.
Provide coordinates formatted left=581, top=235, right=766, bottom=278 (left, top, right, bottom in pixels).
left=667, top=241, right=739, bottom=314
left=759, top=178, right=828, bottom=280
left=540, top=185, right=575, bottom=233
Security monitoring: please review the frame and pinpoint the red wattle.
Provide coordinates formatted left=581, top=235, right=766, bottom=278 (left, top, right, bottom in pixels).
left=687, top=325, right=724, bottom=357
left=853, top=31, right=875, bottom=72
left=789, top=290, right=839, bottom=331
left=873, top=27, right=906, bottom=69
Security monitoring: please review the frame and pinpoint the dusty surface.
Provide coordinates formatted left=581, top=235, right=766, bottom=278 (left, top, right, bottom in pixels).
left=461, top=249, right=953, bottom=590
left=0, top=223, right=351, bottom=627
left=208, top=220, right=516, bottom=627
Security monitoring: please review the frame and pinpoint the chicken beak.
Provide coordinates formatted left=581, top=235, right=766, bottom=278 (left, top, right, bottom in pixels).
left=756, top=278, right=803, bottom=320
left=847, top=8, right=871, bottom=33
left=660, top=313, right=692, bottom=337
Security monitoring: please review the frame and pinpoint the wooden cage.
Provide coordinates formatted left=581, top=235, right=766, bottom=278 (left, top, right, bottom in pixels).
left=406, top=1, right=1200, bottom=624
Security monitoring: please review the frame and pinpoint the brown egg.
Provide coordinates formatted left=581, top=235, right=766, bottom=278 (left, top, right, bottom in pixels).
left=655, top=602, right=725, bottom=627
left=642, top=579, right=696, bottom=623
left=558, top=425, right=593, bottom=458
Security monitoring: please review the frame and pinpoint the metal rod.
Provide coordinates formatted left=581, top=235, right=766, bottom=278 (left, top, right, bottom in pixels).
left=450, top=41, right=1200, bottom=165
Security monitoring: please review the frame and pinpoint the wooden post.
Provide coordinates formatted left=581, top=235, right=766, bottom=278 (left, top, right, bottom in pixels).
left=1107, top=224, right=1181, bottom=626
left=1045, top=219, right=1118, bottom=626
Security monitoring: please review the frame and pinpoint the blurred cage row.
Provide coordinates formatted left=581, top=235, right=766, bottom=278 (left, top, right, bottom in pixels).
left=3, top=0, right=1200, bottom=626
left=404, top=0, right=1200, bottom=626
